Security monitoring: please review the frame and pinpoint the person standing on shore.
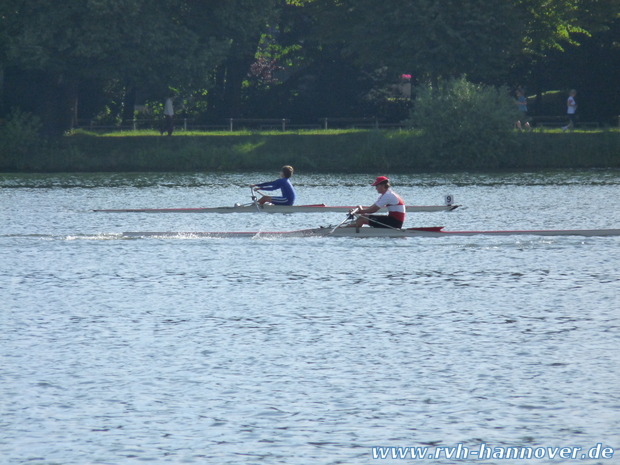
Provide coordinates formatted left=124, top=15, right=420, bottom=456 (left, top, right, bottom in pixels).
left=562, top=89, right=577, bottom=132
left=161, top=93, right=174, bottom=136
left=515, top=88, right=530, bottom=131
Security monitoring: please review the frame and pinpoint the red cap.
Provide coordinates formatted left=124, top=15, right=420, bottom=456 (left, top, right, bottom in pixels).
left=371, top=176, right=389, bottom=186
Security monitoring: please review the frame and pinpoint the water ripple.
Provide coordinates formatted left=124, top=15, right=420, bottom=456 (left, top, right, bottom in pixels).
left=1, top=171, right=620, bottom=464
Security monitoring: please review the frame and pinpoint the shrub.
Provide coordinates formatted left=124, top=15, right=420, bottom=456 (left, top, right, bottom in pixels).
left=409, top=77, right=520, bottom=169
left=0, top=109, right=44, bottom=169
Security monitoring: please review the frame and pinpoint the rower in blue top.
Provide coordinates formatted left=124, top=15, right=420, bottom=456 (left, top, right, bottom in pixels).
left=251, top=165, right=296, bottom=205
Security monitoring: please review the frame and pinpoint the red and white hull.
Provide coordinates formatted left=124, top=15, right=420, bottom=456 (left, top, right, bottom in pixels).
left=122, top=226, right=620, bottom=239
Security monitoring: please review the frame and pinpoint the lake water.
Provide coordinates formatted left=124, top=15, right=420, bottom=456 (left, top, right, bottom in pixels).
left=1, top=170, right=619, bottom=465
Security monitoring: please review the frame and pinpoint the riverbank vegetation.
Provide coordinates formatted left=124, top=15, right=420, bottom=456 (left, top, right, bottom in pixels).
left=1, top=1, right=619, bottom=136
left=1, top=2, right=618, bottom=173
left=2, top=77, right=618, bottom=173
left=2, top=127, right=619, bottom=173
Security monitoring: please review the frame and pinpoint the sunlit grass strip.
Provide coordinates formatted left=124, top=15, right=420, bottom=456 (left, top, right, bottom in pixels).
left=75, top=128, right=388, bottom=137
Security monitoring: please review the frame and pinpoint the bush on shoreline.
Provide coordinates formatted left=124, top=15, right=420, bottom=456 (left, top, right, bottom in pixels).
left=0, top=109, right=46, bottom=169
left=409, top=77, right=521, bottom=169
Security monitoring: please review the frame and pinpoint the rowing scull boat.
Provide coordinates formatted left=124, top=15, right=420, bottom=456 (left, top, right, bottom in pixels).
left=95, top=204, right=459, bottom=213
left=122, top=226, right=620, bottom=239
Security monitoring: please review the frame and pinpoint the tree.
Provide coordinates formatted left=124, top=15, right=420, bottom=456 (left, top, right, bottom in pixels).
left=3, top=0, right=228, bottom=133
left=513, top=0, right=620, bottom=109
left=0, top=1, right=9, bottom=115
left=3, top=0, right=618, bottom=130
left=201, top=0, right=282, bottom=121
left=310, top=0, right=522, bottom=87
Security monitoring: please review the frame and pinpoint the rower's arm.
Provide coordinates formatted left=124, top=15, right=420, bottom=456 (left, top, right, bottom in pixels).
left=356, top=204, right=380, bottom=215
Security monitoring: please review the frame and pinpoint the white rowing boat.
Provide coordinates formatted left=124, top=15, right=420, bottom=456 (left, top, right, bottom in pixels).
left=122, top=226, right=620, bottom=239
left=95, top=204, right=459, bottom=213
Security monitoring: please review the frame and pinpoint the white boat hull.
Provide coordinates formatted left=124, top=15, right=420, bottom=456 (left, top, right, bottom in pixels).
left=122, top=226, right=620, bottom=239
left=96, top=204, right=459, bottom=213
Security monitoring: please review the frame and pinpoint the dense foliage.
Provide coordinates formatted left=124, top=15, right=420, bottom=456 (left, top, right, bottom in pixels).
left=0, top=0, right=619, bottom=135
left=409, top=78, right=520, bottom=169
left=0, top=108, right=43, bottom=167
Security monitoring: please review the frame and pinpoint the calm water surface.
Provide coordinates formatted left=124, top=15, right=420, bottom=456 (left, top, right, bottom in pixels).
left=1, top=171, right=619, bottom=464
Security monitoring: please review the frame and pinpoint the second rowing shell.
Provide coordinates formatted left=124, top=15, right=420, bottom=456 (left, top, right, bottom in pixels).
left=121, top=226, right=620, bottom=238
left=94, top=204, right=459, bottom=213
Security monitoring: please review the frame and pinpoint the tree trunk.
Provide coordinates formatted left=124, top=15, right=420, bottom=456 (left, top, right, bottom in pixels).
left=41, top=73, right=79, bottom=134
left=222, top=57, right=248, bottom=118
left=0, top=66, right=4, bottom=116
left=121, top=85, right=137, bottom=128
left=222, top=54, right=257, bottom=118
left=63, top=75, right=79, bottom=130
left=41, top=73, right=62, bottom=135
left=207, top=66, right=226, bottom=123
left=222, top=38, right=261, bottom=118
left=532, top=58, right=544, bottom=115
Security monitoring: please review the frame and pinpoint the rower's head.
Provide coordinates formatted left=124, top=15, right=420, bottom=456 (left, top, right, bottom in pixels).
left=371, top=175, right=390, bottom=192
left=281, top=165, right=294, bottom=178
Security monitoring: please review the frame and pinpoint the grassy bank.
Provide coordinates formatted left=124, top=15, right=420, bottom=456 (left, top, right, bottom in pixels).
left=1, top=129, right=620, bottom=173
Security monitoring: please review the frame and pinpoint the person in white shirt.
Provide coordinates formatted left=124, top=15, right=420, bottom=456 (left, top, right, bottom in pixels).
left=562, top=90, right=577, bottom=132
left=351, top=176, right=406, bottom=229
left=160, top=93, right=174, bottom=136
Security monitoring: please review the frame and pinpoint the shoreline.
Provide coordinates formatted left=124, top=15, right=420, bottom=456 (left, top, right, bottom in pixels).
left=1, top=129, right=619, bottom=173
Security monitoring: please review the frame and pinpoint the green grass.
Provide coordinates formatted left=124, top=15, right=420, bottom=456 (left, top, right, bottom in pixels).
left=71, top=128, right=382, bottom=137
left=1, top=128, right=619, bottom=173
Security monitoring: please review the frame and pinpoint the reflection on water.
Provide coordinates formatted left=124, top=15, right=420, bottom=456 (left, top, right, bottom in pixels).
left=3, top=168, right=620, bottom=189
left=1, top=171, right=619, bottom=464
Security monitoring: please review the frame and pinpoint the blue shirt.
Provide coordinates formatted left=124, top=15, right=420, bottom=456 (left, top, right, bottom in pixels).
left=255, top=178, right=296, bottom=205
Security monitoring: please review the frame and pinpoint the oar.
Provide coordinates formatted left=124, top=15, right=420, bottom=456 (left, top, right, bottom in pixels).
left=328, top=207, right=358, bottom=234
left=250, top=186, right=261, bottom=213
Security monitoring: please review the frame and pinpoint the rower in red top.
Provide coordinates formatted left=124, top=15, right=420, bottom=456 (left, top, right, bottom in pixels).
left=352, top=176, right=406, bottom=229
